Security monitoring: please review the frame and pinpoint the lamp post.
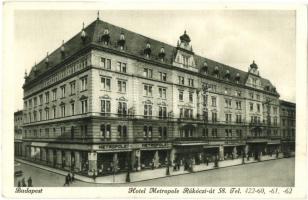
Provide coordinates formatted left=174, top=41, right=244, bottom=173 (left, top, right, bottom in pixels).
left=126, top=151, right=131, bottom=183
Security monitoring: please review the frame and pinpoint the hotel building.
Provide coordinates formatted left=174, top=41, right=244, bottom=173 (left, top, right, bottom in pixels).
left=20, top=16, right=293, bottom=176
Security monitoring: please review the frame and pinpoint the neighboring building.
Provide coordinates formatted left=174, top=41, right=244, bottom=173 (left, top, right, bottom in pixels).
left=14, top=110, right=23, bottom=156
left=21, top=17, right=289, bottom=176
left=280, top=100, right=296, bottom=156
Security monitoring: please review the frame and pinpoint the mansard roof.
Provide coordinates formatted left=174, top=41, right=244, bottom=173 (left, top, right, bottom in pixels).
left=25, top=18, right=278, bottom=95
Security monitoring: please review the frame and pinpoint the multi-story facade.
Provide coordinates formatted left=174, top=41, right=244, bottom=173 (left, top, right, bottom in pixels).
left=14, top=110, right=23, bottom=157
left=21, top=17, right=291, bottom=176
left=280, top=100, right=296, bottom=156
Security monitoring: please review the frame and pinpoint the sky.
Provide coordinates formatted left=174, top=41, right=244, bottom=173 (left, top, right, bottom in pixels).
left=13, top=10, right=296, bottom=110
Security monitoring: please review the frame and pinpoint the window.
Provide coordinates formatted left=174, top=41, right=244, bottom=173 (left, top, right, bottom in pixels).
left=236, top=129, right=242, bottom=138
left=250, top=103, right=254, bottom=111
left=211, top=96, right=217, bottom=107
left=236, top=91, right=242, bottom=97
left=202, top=128, right=208, bottom=137
left=212, top=112, right=217, bottom=122
left=52, top=89, right=57, bottom=101
left=34, top=97, right=37, bottom=106
left=158, top=106, right=167, bottom=118
left=60, top=127, right=66, bottom=135
left=184, top=109, right=193, bottom=119
left=143, top=126, right=152, bottom=140
left=203, top=110, right=208, bottom=121
left=71, top=102, right=75, bottom=115
left=273, top=107, right=278, bottom=115
left=143, top=84, right=152, bottom=97
left=225, top=114, right=232, bottom=123
left=158, top=87, right=166, bottom=99
left=45, top=128, right=49, bottom=138
left=178, top=76, right=185, bottom=85
left=60, top=104, right=65, bottom=117
left=70, top=81, right=76, bottom=95
left=188, top=78, right=194, bottom=87
left=225, top=129, right=232, bottom=137
left=249, top=92, right=254, bottom=99
left=257, top=104, right=260, bottom=113
left=118, top=125, right=128, bottom=139
left=144, top=104, right=152, bottom=117
left=118, top=80, right=126, bottom=93
left=39, top=95, right=43, bottom=105
left=39, top=110, right=42, bottom=121
left=80, top=76, right=88, bottom=91
left=256, top=94, right=260, bottom=100
left=101, top=57, right=111, bottom=69
left=117, top=62, right=127, bottom=73
left=273, top=117, right=278, bottom=126
left=100, top=124, right=111, bottom=139
left=189, top=92, right=193, bottom=103
left=212, top=128, right=218, bottom=137
left=225, top=99, right=232, bottom=108
left=101, top=77, right=111, bottom=91
left=45, top=109, right=49, bottom=120
left=101, top=99, right=111, bottom=114
left=236, top=115, right=242, bottom=123
left=179, top=90, right=184, bottom=101
left=81, top=99, right=88, bottom=114
left=45, top=92, right=50, bottom=103
left=70, top=126, right=75, bottom=139
left=29, top=99, right=32, bottom=108
left=52, top=107, right=56, bottom=118
left=143, top=68, right=153, bottom=78
left=159, top=127, right=167, bottom=139
left=236, top=101, right=242, bottom=110
left=118, top=101, right=127, bottom=115
left=60, top=85, right=66, bottom=98
left=159, top=72, right=167, bottom=82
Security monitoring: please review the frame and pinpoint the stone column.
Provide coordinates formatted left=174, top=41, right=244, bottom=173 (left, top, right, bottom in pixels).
left=30, top=146, right=35, bottom=160
left=88, top=152, right=97, bottom=175
left=219, top=145, right=224, bottom=161
left=56, top=150, right=62, bottom=168
left=48, top=149, right=53, bottom=165
left=65, top=150, right=72, bottom=170
left=170, top=148, right=176, bottom=166
left=41, top=148, right=47, bottom=163
left=74, top=151, right=81, bottom=172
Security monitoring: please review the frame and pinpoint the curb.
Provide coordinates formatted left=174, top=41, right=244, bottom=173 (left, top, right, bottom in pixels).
left=15, top=156, right=293, bottom=185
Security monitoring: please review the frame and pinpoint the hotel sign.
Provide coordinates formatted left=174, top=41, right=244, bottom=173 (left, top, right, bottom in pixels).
left=140, top=143, right=171, bottom=149
left=95, top=144, right=130, bottom=150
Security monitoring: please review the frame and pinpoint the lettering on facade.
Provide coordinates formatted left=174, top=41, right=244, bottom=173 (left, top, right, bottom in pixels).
left=98, top=144, right=129, bottom=150
left=141, top=143, right=170, bottom=149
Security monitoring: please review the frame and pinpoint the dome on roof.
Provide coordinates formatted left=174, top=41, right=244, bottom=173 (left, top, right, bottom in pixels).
left=250, top=60, right=258, bottom=69
left=180, top=30, right=191, bottom=43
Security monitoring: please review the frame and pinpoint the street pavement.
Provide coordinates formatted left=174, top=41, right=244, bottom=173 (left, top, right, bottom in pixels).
left=14, top=157, right=294, bottom=187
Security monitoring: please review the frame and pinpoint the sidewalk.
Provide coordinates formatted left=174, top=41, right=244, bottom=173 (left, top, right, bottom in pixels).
left=15, top=155, right=288, bottom=184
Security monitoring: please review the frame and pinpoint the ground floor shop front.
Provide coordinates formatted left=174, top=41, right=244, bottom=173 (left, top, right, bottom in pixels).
left=19, top=140, right=292, bottom=178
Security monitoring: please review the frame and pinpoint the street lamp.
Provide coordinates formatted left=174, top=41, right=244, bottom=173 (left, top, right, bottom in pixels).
left=126, top=151, right=131, bottom=183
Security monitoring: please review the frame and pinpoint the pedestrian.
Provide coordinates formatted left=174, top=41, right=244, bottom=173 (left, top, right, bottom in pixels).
left=21, top=178, right=26, bottom=187
left=63, top=175, right=70, bottom=186
left=93, top=169, right=96, bottom=182
left=18, top=181, right=21, bottom=187
left=72, top=172, right=75, bottom=182
left=27, top=177, right=33, bottom=187
left=276, top=150, right=279, bottom=158
left=206, top=157, right=209, bottom=166
left=67, top=173, right=71, bottom=183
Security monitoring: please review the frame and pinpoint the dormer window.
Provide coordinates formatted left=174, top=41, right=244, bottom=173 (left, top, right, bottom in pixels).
left=225, top=70, right=230, bottom=80
left=144, top=42, right=151, bottom=58
left=235, top=73, right=240, bottom=83
left=81, top=23, right=86, bottom=43
left=101, top=28, right=110, bottom=45
left=159, top=47, right=166, bottom=61
left=45, top=52, right=49, bottom=67
left=201, top=62, right=208, bottom=74
left=118, top=32, right=126, bottom=50
left=60, top=41, right=65, bottom=59
left=214, top=66, right=219, bottom=77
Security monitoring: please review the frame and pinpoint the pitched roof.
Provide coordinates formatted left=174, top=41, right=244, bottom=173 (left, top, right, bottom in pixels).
left=25, top=18, right=278, bottom=95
